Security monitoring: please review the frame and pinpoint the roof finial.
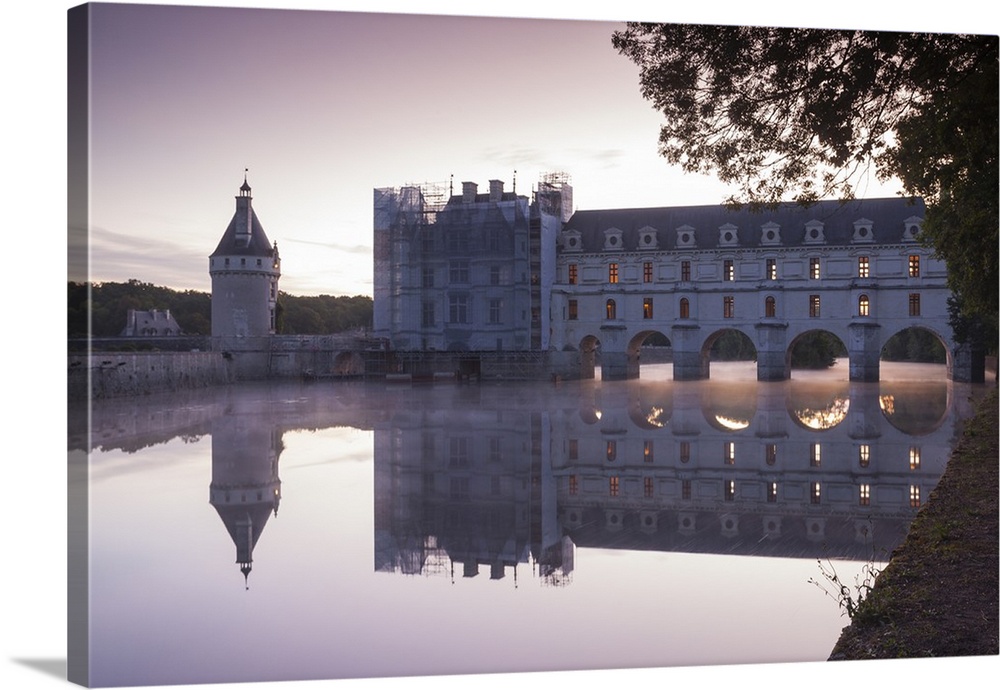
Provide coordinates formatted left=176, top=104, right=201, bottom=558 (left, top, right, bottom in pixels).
left=240, top=168, right=252, bottom=196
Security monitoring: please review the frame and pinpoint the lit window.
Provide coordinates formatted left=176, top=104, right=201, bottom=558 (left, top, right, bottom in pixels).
left=810, top=257, right=821, bottom=279
left=681, top=260, right=691, bottom=281
left=724, top=480, right=735, bottom=501
left=643, top=261, right=653, bottom=283
left=909, top=255, right=920, bottom=277
left=606, top=299, right=617, bottom=319
left=606, top=440, right=617, bottom=462
left=644, top=477, right=654, bottom=498
left=860, top=484, right=871, bottom=506
left=765, top=296, right=776, bottom=317
left=724, top=441, right=735, bottom=465
left=679, top=297, right=690, bottom=319
left=608, top=263, right=619, bottom=284
left=767, top=482, right=777, bottom=502
left=767, top=258, right=777, bottom=280
left=724, top=259, right=735, bottom=281
left=811, top=443, right=821, bottom=467
left=909, top=293, right=921, bottom=316
left=811, top=482, right=821, bottom=504
left=859, top=444, right=871, bottom=467
left=643, top=298, right=654, bottom=319
left=609, top=476, right=620, bottom=497
left=568, top=264, right=578, bottom=285
left=909, top=446, right=921, bottom=470
left=568, top=475, right=578, bottom=495
left=809, top=294, right=821, bottom=317
left=859, top=294, right=870, bottom=316
left=765, top=444, right=777, bottom=465
left=723, top=295, right=734, bottom=318
left=909, top=485, right=921, bottom=507
left=644, top=440, right=654, bottom=463
left=858, top=256, right=870, bottom=278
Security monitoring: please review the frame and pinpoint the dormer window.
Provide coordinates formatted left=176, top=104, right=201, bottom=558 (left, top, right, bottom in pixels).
left=719, top=223, right=739, bottom=247
left=760, top=221, right=781, bottom=246
left=852, top=218, right=874, bottom=243
left=562, top=229, right=582, bottom=252
left=903, top=216, right=923, bottom=242
left=603, top=227, right=624, bottom=251
left=676, top=225, right=697, bottom=248
left=637, top=225, right=659, bottom=250
left=804, top=220, right=825, bottom=245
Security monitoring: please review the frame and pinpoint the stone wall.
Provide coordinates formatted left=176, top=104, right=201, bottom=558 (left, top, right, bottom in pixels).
left=68, top=351, right=235, bottom=401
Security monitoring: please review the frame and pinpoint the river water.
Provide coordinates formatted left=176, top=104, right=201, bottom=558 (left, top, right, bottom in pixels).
left=69, top=360, right=986, bottom=687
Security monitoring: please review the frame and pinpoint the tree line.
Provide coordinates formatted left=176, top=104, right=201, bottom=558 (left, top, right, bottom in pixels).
left=68, top=280, right=373, bottom=338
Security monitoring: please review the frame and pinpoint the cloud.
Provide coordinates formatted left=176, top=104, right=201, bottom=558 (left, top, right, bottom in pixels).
left=285, top=237, right=372, bottom=254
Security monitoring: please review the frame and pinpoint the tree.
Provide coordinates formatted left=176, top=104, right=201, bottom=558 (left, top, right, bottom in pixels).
left=612, top=24, right=998, bottom=331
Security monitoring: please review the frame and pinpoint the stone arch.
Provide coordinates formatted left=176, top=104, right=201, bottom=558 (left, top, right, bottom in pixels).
left=784, top=329, right=849, bottom=380
left=578, top=334, right=601, bottom=380
left=626, top=329, right=673, bottom=379
left=332, top=351, right=365, bottom=377
left=879, top=325, right=951, bottom=374
left=698, top=327, right=758, bottom=380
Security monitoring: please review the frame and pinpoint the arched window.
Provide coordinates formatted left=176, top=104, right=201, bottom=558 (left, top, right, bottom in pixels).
left=765, top=295, right=776, bottom=318
left=606, top=299, right=617, bottom=320
left=679, top=297, right=690, bottom=319
left=858, top=294, right=870, bottom=317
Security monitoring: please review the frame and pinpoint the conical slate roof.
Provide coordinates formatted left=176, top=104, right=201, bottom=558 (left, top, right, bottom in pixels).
left=210, top=182, right=276, bottom=258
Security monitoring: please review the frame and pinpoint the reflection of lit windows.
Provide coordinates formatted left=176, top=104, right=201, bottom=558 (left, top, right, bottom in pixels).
left=644, top=477, right=654, bottom=497
left=724, top=480, right=735, bottom=501
left=609, top=476, right=620, bottom=497
left=679, top=297, right=690, bottom=319
left=811, top=443, right=822, bottom=466
left=860, top=484, right=871, bottom=506
left=643, top=261, right=653, bottom=283
left=723, top=295, right=734, bottom=318
left=724, top=259, right=735, bottom=281
left=681, top=260, right=691, bottom=281
left=767, top=482, right=778, bottom=502
left=679, top=441, right=691, bottom=463
left=569, top=475, right=578, bottom=495
left=859, top=444, right=871, bottom=467
left=767, top=258, right=777, bottom=280
left=909, top=446, right=921, bottom=470
left=910, top=485, right=921, bottom=507
left=765, top=444, right=777, bottom=465
left=724, top=442, right=735, bottom=465
left=858, top=294, right=870, bottom=316
left=643, top=298, right=654, bottom=319
left=606, top=299, right=617, bottom=319
left=606, top=441, right=617, bottom=462
left=682, top=479, right=691, bottom=500
left=765, top=295, right=776, bottom=317
left=909, top=293, right=921, bottom=316
left=568, top=439, right=578, bottom=460
left=810, top=257, right=821, bottom=279
left=568, top=263, right=578, bottom=285
left=858, top=256, right=869, bottom=278
left=909, top=254, right=920, bottom=277
left=644, top=440, right=654, bottom=463
left=811, top=482, right=822, bottom=504
left=608, top=263, right=619, bottom=284
left=809, top=294, right=821, bottom=317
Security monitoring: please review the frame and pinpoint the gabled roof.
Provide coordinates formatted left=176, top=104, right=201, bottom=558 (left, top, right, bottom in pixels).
left=562, top=197, right=926, bottom=252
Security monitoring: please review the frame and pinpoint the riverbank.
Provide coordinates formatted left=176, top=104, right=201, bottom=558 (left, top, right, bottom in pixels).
left=829, top=388, right=998, bottom=659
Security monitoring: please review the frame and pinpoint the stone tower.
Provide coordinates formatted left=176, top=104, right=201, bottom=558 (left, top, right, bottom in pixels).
left=209, top=175, right=281, bottom=338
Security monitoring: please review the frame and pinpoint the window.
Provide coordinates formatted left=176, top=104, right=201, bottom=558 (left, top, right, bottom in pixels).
left=449, top=260, right=469, bottom=283
left=767, top=482, right=778, bottom=503
left=447, top=230, right=468, bottom=252
left=766, top=258, right=777, bottom=280
left=643, top=261, right=653, bottom=283
left=608, top=263, right=619, bottom=284
left=421, top=301, right=435, bottom=327
left=644, top=440, right=654, bottom=463
left=724, top=259, right=735, bottom=281
left=859, top=444, right=871, bottom=468
left=568, top=300, right=578, bottom=320
left=489, top=265, right=501, bottom=286
left=644, top=477, right=655, bottom=498
left=859, top=484, right=871, bottom=506
left=681, top=260, right=691, bottom=281
left=858, top=256, right=870, bottom=278
left=724, top=480, right=735, bottom=501
left=909, top=293, right=921, bottom=316
left=679, top=441, right=691, bottom=463
left=809, top=294, right=821, bottom=317
left=605, top=299, right=617, bottom=319
left=765, top=444, right=777, bottom=465
left=422, top=267, right=435, bottom=288
left=489, top=299, right=503, bottom=325
left=422, top=233, right=434, bottom=253
left=724, top=441, right=735, bottom=465
left=811, top=443, right=821, bottom=467
left=859, top=294, right=870, bottom=316
left=609, top=476, right=620, bottom=497
left=643, top=298, right=654, bottom=319
left=682, top=479, right=692, bottom=500
left=909, top=254, right=920, bottom=277
left=449, top=437, right=470, bottom=467
left=811, top=482, right=822, bottom=504
left=256, top=258, right=262, bottom=267
left=448, top=295, right=468, bottom=323
left=679, top=298, right=690, bottom=319
left=765, top=296, right=776, bottom=318
left=909, top=446, right=921, bottom=470
left=568, top=263, right=578, bottom=285
left=568, top=475, right=578, bottom=495
left=810, top=257, right=821, bottom=279
left=909, top=485, right=921, bottom=507
left=606, top=441, right=617, bottom=462
left=723, top=295, right=734, bottom=318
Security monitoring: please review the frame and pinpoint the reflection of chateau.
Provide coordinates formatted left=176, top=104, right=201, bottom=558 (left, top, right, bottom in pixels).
left=374, top=378, right=962, bottom=583
left=208, top=398, right=283, bottom=588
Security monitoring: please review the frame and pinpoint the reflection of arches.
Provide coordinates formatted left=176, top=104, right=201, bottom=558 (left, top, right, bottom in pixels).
left=701, top=380, right=757, bottom=431
left=332, top=351, right=365, bottom=376
left=786, top=381, right=851, bottom=430
left=878, top=381, right=950, bottom=435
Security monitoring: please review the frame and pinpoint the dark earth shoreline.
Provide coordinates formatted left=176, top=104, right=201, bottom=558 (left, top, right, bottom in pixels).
left=829, top=389, right=998, bottom=660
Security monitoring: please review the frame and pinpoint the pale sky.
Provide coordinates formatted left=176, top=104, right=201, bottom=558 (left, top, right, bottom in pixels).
left=72, top=0, right=959, bottom=297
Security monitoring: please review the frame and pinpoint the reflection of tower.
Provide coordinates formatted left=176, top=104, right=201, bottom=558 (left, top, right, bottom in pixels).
left=209, top=409, right=283, bottom=589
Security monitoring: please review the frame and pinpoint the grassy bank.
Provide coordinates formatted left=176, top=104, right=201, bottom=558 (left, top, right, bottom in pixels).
left=829, top=389, right=998, bottom=659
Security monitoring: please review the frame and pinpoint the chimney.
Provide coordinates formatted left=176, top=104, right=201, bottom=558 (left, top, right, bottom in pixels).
left=489, top=179, right=503, bottom=202
left=462, top=181, right=478, bottom=204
